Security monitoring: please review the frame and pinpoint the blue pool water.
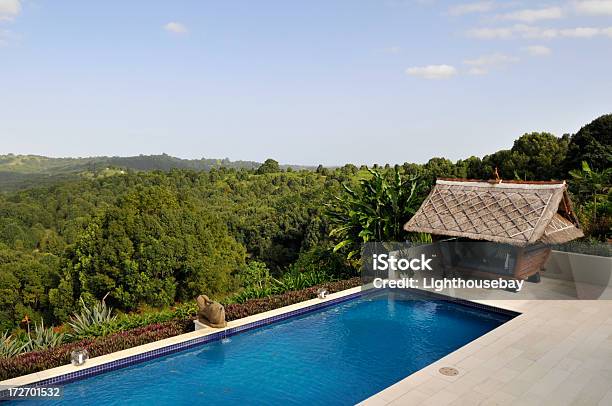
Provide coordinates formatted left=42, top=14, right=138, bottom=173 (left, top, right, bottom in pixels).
left=29, top=290, right=512, bottom=405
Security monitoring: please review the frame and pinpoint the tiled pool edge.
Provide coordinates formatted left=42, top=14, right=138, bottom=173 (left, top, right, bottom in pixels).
left=399, top=288, right=520, bottom=319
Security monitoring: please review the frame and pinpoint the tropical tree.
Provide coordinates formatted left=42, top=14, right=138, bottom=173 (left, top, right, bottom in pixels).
left=54, top=185, right=246, bottom=312
left=569, top=161, right=612, bottom=240
left=327, top=168, right=426, bottom=260
left=564, top=114, right=612, bottom=173
left=510, top=132, right=569, bottom=180
left=256, top=159, right=280, bottom=174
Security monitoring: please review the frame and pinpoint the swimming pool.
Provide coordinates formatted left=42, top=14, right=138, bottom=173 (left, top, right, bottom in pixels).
left=26, top=290, right=513, bottom=405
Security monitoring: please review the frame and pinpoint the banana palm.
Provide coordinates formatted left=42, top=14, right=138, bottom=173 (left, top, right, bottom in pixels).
left=327, top=168, right=427, bottom=260
left=569, top=161, right=612, bottom=240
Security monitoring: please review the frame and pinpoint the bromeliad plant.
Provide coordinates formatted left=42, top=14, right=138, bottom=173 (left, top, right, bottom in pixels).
left=68, top=297, right=117, bottom=339
left=327, top=167, right=427, bottom=260
left=21, top=321, right=66, bottom=352
left=1, top=321, right=66, bottom=358
left=1, top=331, right=26, bottom=358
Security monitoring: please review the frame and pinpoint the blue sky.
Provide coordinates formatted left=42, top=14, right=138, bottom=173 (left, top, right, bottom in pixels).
left=1, top=0, right=611, bottom=166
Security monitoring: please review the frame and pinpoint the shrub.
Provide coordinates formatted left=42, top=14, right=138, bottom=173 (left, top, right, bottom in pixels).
left=238, top=261, right=272, bottom=287
left=229, top=285, right=276, bottom=304
left=288, top=247, right=357, bottom=280
left=228, top=260, right=340, bottom=304
left=84, top=319, right=192, bottom=356
left=276, top=269, right=333, bottom=292
left=224, top=278, right=361, bottom=321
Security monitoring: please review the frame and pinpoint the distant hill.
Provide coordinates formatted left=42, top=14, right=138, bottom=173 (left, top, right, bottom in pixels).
left=0, top=154, right=312, bottom=191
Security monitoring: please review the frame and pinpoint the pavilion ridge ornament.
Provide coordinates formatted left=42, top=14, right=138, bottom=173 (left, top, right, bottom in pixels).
left=196, top=295, right=227, bottom=328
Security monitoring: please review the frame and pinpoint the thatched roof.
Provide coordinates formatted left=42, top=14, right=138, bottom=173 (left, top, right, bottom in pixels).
left=404, top=179, right=583, bottom=246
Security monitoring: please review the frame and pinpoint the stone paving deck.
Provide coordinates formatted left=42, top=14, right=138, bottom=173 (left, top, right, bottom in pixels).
left=361, top=289, right=612, bottom=406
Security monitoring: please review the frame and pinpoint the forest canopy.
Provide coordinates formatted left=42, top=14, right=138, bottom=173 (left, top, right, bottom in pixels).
left=0, top=114, right=610, bottom=333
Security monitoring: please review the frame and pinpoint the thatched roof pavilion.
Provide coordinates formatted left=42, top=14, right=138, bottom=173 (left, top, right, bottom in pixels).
left=404, top=179, right=584, bottom=246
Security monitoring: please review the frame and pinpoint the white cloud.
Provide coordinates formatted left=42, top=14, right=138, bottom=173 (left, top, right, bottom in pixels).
left=574, top=0, right=612, bottom=16
left=383, top=46, right=402, bottom=54
left=467, top=67, right=489, bottom=75
left=0, top=29, right=9, bottom=46
left=560, top=27, right=601, bottom=37
left=463, top=53, right=519, bottom=74
left=468, top=24, right=612, bottom=39
left=497, top=7, right=563, bottom=23
left=467, top=26, right=514, bottom=39
left=0, top=27, right=18, bottom=47
left=386, top=0, right=435, bottom=7
left=603, top=27, right=612, bottom=37
left=464, top=53, right=519, bottom=66
left=405, top=65, right=457, bottom=79
left=164, top=22, right=188, bottom=35
left=517, top=25, right=560, bottom=39
left=523, top=45, right=552, bottom=56
left=449, top=1, right=495, bottom=16
left=0, top=0, right=21, bottom=21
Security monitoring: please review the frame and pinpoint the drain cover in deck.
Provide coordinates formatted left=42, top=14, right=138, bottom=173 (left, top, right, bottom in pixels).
left=439, top=367, right=459, bottom=376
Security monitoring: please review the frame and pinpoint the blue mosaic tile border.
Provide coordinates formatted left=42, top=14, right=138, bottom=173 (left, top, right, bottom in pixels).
left=9, top=286, right=517, bottom=390
left=392, top=288, right=521, bottom=318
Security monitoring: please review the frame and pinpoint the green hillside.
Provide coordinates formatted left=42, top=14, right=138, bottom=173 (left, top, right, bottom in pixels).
left=0, top=154, right=310, bottom=191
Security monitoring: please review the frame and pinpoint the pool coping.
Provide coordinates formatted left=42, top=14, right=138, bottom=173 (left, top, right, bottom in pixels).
left=0, top=283, right=518, bottom=392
